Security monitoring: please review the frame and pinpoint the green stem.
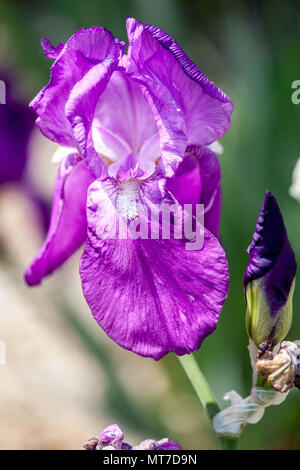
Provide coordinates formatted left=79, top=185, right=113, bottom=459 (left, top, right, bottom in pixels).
left=177, top=354, right=238, bottom=450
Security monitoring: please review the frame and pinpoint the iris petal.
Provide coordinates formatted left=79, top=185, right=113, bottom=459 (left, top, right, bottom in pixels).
left=25, top=154, right=94, bottom=285
left=166, top=146, right=221, bottom=238
left=92, top=69, right=158, bottom=156
left=126, top=18, right=233, bottom=176
left=31, top=27, right=125, bottom=150
left=79, top=177, right=229, bottom=359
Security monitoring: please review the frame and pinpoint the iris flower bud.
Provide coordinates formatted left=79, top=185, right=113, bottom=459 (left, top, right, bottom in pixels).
left=243, top=191, right=297, bottom=347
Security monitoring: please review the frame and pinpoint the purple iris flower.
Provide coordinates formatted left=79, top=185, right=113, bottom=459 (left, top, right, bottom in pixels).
left=244, top=191, right=297, bottom=347
left=25, top=19, right=233, bottom=359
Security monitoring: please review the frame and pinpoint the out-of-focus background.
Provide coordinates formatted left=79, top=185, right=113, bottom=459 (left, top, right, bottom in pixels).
left=0, top=0, right=300, bottom=450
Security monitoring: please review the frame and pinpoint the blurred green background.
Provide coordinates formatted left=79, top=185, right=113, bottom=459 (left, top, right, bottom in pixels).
left=0, top=0, right=300, bottom=450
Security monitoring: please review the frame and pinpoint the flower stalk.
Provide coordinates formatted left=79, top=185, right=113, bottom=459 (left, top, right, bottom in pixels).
left=177, top=354, right=237, bottom=450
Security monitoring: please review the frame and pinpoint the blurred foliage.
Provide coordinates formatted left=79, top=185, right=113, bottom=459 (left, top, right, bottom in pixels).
left=1, top=0, right=300, bottom=449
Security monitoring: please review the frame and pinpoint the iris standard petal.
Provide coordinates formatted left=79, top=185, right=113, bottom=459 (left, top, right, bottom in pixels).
left=31, top=27, right=125, bottom=150
left=92, top=69, right=158, bottom=158
left=24, top=154, right=95, bottom=286
left=79, top=177, right=229, bottom=360
left=126, top=18, right=233, bottom=176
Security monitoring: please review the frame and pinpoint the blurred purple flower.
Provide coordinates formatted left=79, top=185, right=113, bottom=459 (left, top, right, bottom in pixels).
left=0, top=78, right=34, bottom=184
left=0, top=74, right=49, bottom=231
left=25, top=19, right=233, bottom=359
left=83, top=424, right=181, bottom=450
left=244, top=191, right=297, bottom=347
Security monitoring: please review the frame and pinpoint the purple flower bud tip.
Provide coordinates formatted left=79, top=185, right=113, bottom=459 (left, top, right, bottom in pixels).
left=244, top=190, right=297, bottom=346
left=244, top=191, right=297, bottom=303
left=83, top=424, right=180, bottom=450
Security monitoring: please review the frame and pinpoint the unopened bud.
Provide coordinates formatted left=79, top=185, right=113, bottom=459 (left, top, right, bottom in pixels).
left=243, top=191, right=297, bottom=347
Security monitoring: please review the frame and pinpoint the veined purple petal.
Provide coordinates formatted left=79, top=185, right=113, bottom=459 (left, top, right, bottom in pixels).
left=126, top=18, right=233, bottom=177
left=79, top=177, right=229, bottom=360
left=92, top=69, right=158, bottom=159
left=195, top=147, right=221, bottom=239
left=65, top=45, right=125, bottom=153
left=31, top=28, right=125, bottom=150
left=25, top=154, right=95, bottom=286
left=244, top=191, right=297, bottom=316
left=166, top=145, right=221, bottom=238
left=166, top=149, right=202, bottom=206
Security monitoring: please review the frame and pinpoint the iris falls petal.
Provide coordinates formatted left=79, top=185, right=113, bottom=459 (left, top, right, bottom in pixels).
left=79, top=177, right=229, bottom=359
